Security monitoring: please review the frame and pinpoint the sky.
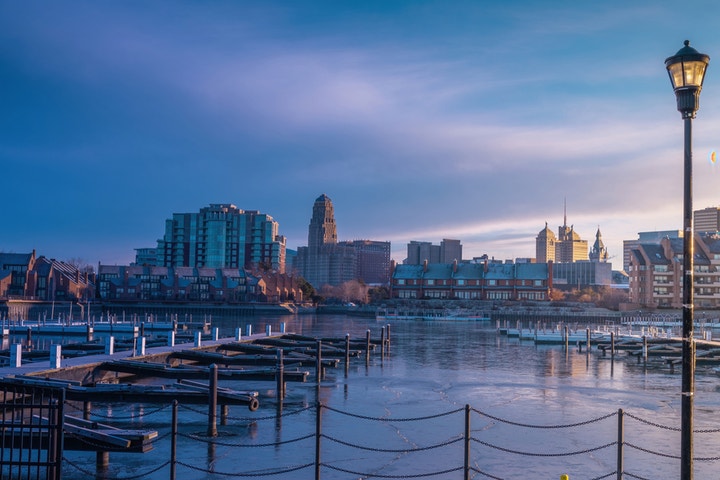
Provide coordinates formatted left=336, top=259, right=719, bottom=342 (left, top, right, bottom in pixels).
left=3, top=1, right=720, bottom=272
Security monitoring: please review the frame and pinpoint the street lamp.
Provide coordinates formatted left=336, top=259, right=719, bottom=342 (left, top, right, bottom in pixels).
left=665, top=40, right=710, bottom=480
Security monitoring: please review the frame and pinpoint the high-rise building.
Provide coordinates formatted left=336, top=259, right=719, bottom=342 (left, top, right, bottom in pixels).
left=694, top=206, right=720, bottom=233
left=155, top=204, right=286, bottom=272
left=535, top=223, right=556, bottom=263
left=405, top=239, right=462, bottom=265
left=295, top=194, right=391, bottom=287
left=535, top=206, right=589, bottom=263
left=308, top=194, right=338, bottom=253
left=440, top=239, right=462, bottom=263
left=406, top=241, right=440, bottom=265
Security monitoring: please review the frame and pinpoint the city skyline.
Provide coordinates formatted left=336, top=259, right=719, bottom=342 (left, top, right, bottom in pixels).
left=4, top=1, right=720, bottom=271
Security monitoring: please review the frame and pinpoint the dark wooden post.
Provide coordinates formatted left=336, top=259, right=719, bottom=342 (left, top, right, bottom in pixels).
left=316, top=340, right=322, bottom=383
left=344, top=333, right=350, bottom=377
left=365, top=329, right=371, bottom=363
left=277, top=348, right=285, bottom=400
left=586, top=328, right=591, bottom=353
left=208, top=364, right=218, bottom=437
left=380, top=326, right=386, bottom=358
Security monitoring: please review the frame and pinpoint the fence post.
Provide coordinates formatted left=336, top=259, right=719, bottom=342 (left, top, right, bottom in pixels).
left=315, top=402, right=322, bottom=480
left=617, top=408, right=624, bottom=480
left=464, top=404, right=471, bottom=480
left=171, top=400, right=178, bottom=480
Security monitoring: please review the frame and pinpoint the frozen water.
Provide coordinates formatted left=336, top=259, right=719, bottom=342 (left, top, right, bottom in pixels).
left=59, top=314, right=720, bottom=479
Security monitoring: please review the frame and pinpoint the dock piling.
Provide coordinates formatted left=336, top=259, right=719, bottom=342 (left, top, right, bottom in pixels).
left=316, top=340, right=323, bottom=383
left=136, top=337, right=146, bottom=356
left=96, top=451, right=109, bottom=470
left=365, top=329, right=371, bottom=363
left=105, top=336, right=114, bottom=355
left=10, top=343, right=21, bottom=367
left=277, top=349, right=285, bottom=399
left=50, top=344, right=61, bottom=369
left=344, top=334, right=350, bottom=376
left=208, top=364, right=218, bottom=437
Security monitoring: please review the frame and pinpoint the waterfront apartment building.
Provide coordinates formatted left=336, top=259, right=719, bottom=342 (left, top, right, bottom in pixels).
left=405, top=239, right=462, bottom=265
left=294, top=194, right=391, bottom=288
left=0, top=251, right=95, bottom=301
left=97, top=264, right=303, bottom=303
left=155, top=204, right=286, bottom=273
left=628, top=233, right=720, bottom=308
left=390, top=260, right=552, bottom=301
left=622, top=230, right=683, bottom=272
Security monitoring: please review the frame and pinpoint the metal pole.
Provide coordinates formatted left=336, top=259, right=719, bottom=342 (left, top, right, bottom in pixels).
left=681, top=115, right=694, bottom=480
left=171, top=400, right=178, bottom=480
left=617, top=408, right=624, bottom=480
left=315, top=402, right=322, bottom=480
left=464, top=404, right=471, bottom=480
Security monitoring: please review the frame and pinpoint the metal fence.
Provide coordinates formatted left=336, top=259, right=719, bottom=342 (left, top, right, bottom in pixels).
left=55, top=398, right=720, bottom=480
left=0, top=379, right=65, bottom=480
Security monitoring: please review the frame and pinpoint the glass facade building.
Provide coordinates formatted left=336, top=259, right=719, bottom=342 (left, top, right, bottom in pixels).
left=156, top=204, right=286, bottom=272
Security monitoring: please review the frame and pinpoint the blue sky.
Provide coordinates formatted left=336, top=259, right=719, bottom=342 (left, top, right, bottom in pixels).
left=3, top=1, right=720, bottom=271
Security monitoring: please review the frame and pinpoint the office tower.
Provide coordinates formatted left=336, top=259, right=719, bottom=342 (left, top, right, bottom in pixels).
left=536, top=204, right=589, bottom=264
left=440, top=239, right=462, bottom=263
left=535, top=223, right=556, bottom=263
left=694, top=206, right=720, bottom=233
left=308, top=194, right=338, bottom=253
left=296, top=194, right=391, bottom=287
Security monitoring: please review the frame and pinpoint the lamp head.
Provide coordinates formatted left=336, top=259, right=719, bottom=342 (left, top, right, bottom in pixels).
left=665, top=40, right=710, bottom=118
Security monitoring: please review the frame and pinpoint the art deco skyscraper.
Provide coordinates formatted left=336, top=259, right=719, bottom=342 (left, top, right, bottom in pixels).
left=308, top=194, right=337, bottom=254
left=295, top=194, right=390, bottom=288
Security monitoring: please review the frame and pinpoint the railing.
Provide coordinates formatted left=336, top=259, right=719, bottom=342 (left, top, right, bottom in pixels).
left=0, top=380, right=65, bottom=480
left=56, top=399, right=720, bottom=480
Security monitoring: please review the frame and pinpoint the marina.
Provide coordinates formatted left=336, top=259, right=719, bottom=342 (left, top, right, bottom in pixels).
left=2, top=312, right=720, bottom=479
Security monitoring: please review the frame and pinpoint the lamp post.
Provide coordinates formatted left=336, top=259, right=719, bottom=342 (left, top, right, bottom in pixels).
left=665, top=40, right=710, bottom=480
